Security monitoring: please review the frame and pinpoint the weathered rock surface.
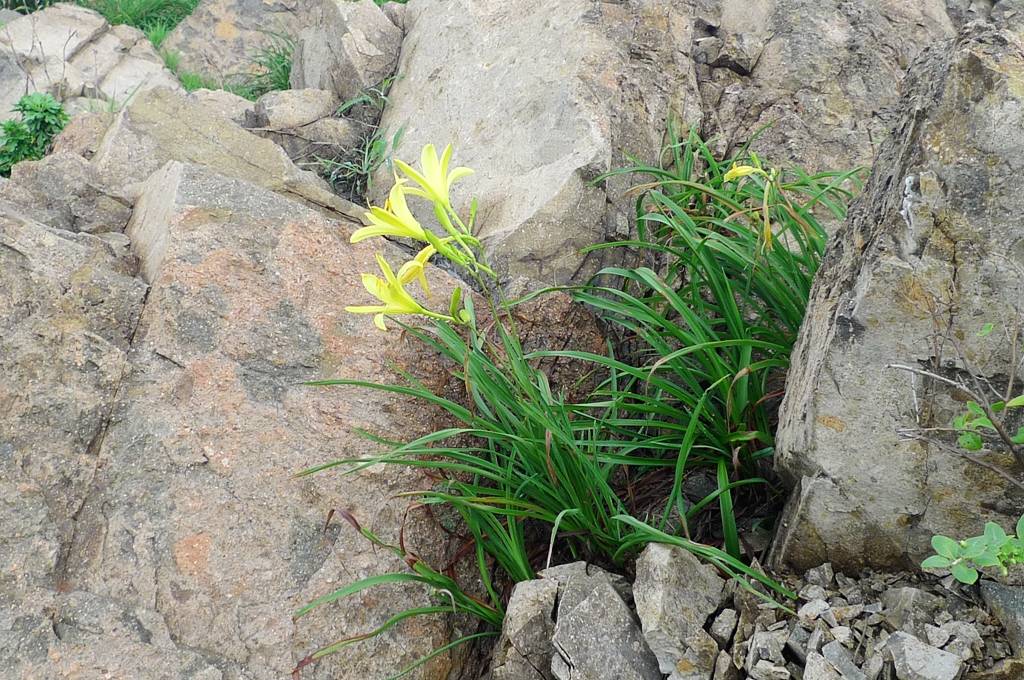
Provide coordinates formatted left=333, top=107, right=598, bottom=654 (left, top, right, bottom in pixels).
left=772, top=25, right=1024, bottom=571
left=886, top=632, right=964, bottom=680
left=89, top=87, right=364, bottom=221
left=0, top=5, right=181, bottom=117
left=186, top=87, right=255, bottom=126
left=689, top=0, right=954, bottom=173
left=246, top=88, right=360, bottom=167
left=490, top=579, right=559, bottom=680
left=290, top=0, right=402, bottom=103
left=2, top=160, right=475, bottom=679
left=0, top=151, right=131, bottom=233
left=634, top=543, right=725, bottom=676
left=981, top=582, right=1024, bottom=656
left=162, top=0, right=308, bottom=78
left=374, top=0, right=700, bottom=285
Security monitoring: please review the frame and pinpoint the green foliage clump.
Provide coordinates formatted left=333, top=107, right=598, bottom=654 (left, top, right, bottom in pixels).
left=924, top=515, right=1024, bottom=584
left=161, top=35, right=293, bottom=102
left=0, top=93, right=69, bottom=177
left=294, top=131, right=863, bottom=674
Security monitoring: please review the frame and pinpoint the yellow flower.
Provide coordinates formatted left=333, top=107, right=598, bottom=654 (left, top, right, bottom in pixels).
left=397, top=244, right=436, bottom=296
left=394, top=143, right=473, bottom=207
left=351, top=180, right=427, bottom=244
left=345, top=253, right=433, bottom=331
left=722, top=163, right=764, bottom=182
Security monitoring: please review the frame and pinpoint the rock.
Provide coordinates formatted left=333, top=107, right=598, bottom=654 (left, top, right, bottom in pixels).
left=713, top=650, right=739, bottom=680
left=772, top=24, right=1024, bottom=571
left=374, top=0, right=700, bottom=284
left=710, top=609, right=739, bottom=648
left=0, top=5, right=180, bottom=116
left=980, top=582, right=1024, bottom=656
left=805, top=652, right=843, bottom=680
left=51, top=110, right=115, bottom=159
left=821, top=640, right=866, bottom=680
left=290, top=0, right=402, bottom=103
left=750, top=660, right=792, bottom=680
left=967, top=658, right=1024, bottom=679
left=692, top=0, right=954, bottom=174
left=550, top=575, right=661, bottom=680
left=0, top=8, right=21, bottom=25
left=51, top=160, right=469, bottom=678
left=799, top=600, right=833, bottom=624
left=186, top=88, right=255, bottom=126
left=246, top=89, right=359, bottom=166
left=806, top=564, right=836, bottom=588
left=491, top=579, right=559, bottom=680
left=539, top=561, right=633, bottom=608
left=787, top=624, right=811, bottom=663
left=162, top=0, right=309, bottom=78
left=747, top=630, right=788, bottom=672
left=885, top=632, right=964, bottom=680
left=0, top=151, right=130, bottom=233
left=882, top=588, right=944, bottom=639
left=88, top=87, right=364, bottom=221
left=634, top=543, right=725, bottom=674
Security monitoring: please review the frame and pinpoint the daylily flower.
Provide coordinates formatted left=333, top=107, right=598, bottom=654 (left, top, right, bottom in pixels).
left=397, top=244, right=436, bottom=296
left=346, top=253, right=436, bottom=331
left=394, top=143, right=473, bottom=208
left=722, top=163, right=766, bottom=182
left=352, top=179, right=428, bottom=244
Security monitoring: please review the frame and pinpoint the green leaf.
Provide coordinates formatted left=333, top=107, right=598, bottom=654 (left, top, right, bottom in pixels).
left=953, top=414, right=967, bottom=430
left=986, top=522, right=1009, bottom=545
left=931, top=535, right=959, bottom=559
left=967, top=401, right=985, bottom=417
left=1007, top=395, right=1024, bottom=409
left=961, top=536, right=990, bottom=559
left=921, top=555, right=952, bottom=569
left=1016, top=514, right=1024, bottom=540
left=972, top=417, right=995, bottom=431
left=448, top=286, right=463, bottom=319
left=973, top=551, right=1002, bottom=568
left=951, top=562, right=979, bottom=585
left=992, top=401, right=1006, bottom=413
left=958, top=431, right=983, bottom=451
left=1012, top=426, right=1024, bottom=446
left=979, top=323, right=995, bottom=337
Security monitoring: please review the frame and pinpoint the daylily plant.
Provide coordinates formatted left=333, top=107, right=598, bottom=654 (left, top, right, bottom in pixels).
left=346, top=143, right=484, bottom=330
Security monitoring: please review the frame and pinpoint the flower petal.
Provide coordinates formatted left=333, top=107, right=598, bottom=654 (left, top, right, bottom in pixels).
left=446, top=166, right=474, bottom=192
left=373, top=313, right=388, bottom=331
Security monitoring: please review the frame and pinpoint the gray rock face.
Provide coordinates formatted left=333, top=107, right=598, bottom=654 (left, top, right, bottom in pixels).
left=374, top=0, right=699, bottom=285
left=885, top=632, right=964, bottom=680
left=689, top=0, right=954, bottom=173
left=634, top=543, right=725, bottom=675
left=290, top=0, right=402, bottom=103
left=246, top=88, right=360, bottom=167
left=186, top=87, right=255, bottom=125
left=0, top=151, right=131, bottom=233
left=772, top=25, right=1024, bottom=571
left=550, top=578, right=661, bottom=680
left=42, top=161, right=468, bottom=679
left=89, top=87, right=363, bottom=221
left=981, top=582, right=1024, bottom=656
left=162, top=0, right=310, bottom=78
left=491, top=579, right=559, bottom=680
left=0, top=5, right=181, bottom=117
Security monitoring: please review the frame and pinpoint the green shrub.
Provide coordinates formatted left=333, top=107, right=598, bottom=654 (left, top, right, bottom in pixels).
left=0, top=93, right=69, bottom=177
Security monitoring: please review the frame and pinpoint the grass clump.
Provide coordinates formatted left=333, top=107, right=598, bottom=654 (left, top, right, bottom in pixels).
left=161, top=34, right=293, bottom=102
left=293, top=131, right=862, bottom=674
left=0, top=93, right=69, bottom=177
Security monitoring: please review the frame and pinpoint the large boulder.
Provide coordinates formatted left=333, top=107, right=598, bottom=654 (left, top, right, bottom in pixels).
left=0, top=4, right=181, bottom=116
left=3, top=160, right=478, bottom=679
left=290, top=0, right=402, bottom=103
left=373, top=0, right=700, bottom=285
left=690, top=0, right=954, bottom=173
left=88, top=87, right=364, bottom=221
left=772, top=25, right=1024, bottom=571
left=161, top=0, right=309, bottom=78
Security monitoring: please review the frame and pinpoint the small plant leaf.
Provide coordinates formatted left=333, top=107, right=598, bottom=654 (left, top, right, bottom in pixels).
left=961, top=536, right=990, bottom=559
left=921, top=555, right=952, bottom=569
left=953, top=414, right=967, bottom=430
left=958, top=431, right=984, bottom=451
left=1016, top=514, right=1024, bottom=540
left=951, top=562, right=979, bottom=585
left=1007, top=395, right=1024, bottom=409
left=1012, top=426, right=1024, bottom=446
left=931, top=535, right=959, bottom=559
left=967, top=401, right=985, bottom=417
left=972, top=417, right=995, bottom=431
left=974, top=551, right=1002, bottom=568
left=979, top=323, right=995, bottom=337
left=993, top=401, right=1006, bottom=413
left=986, top=522, right=1009, bottom=545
